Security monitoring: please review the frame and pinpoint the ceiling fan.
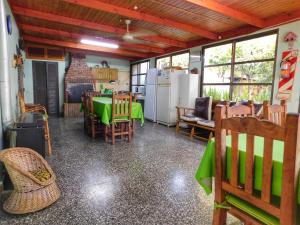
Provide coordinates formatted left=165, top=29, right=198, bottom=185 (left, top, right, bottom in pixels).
left=122, top=19, right=157, bottom=42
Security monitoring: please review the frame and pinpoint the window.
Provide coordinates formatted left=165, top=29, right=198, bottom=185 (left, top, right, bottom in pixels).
left=156, top=56, right=171, bottom=70
left=156, top=52, right=190, bottom=73
left=202, top=32, right=277, bottom=103
left=130, top=61, right=149, bottom=95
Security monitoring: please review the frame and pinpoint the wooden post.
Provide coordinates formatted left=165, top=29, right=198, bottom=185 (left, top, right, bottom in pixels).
left=212, top=105, right=227, bottom=225
left=280, top=114, right=300, bottom=225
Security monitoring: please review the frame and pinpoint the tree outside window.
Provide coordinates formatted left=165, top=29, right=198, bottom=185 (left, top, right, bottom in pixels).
left=202, top=33, right=277, bottom=103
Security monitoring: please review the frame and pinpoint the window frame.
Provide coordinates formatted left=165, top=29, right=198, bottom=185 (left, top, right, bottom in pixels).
left=130, top=60, right=150, bottom=93
left=155, top=50, right=190, bottom=72
left=200, top=30, right=279, bottom=103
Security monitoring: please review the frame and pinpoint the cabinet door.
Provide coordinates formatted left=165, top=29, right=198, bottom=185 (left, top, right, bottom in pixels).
left=110, top=69, right=118, bottom=80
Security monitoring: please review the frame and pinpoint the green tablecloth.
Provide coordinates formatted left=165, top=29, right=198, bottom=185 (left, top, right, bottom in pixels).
left=195, top=134, right=300, bottom=204
left=93, top=97, right=144, bottom=125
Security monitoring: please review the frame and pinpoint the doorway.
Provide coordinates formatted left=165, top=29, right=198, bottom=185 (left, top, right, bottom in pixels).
left=32, top=61, right=59, bottom=116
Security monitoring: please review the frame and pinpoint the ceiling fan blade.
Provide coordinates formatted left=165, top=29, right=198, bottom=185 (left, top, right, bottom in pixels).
left=130, top=29, right=158, bottom=37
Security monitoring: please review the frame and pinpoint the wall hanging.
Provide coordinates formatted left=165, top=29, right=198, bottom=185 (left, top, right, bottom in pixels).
left=277, top=32, right=298, bottom=100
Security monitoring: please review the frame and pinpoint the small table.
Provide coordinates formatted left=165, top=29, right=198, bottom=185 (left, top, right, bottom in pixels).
left=92, top=97, right=144, bottom=125
left=195, top=134, right=300, bottom=204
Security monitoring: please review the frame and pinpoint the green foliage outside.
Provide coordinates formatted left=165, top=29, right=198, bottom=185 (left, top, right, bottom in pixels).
left=204, top=34, right=276, bottom=103
left=203, top=87, right=230, bottom=100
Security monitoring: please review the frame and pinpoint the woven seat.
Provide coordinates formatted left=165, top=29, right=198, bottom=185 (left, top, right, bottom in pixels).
left=0, top=148, right=60, bottom=214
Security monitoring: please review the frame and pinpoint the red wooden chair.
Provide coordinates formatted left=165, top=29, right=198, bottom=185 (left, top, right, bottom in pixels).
left=263, top=100, right=287, bottom=126
left=213, top=105, right=299, bottom=225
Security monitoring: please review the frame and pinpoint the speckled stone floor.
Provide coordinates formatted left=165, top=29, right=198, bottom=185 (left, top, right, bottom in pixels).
left=0, top=118, right=239, bottom=225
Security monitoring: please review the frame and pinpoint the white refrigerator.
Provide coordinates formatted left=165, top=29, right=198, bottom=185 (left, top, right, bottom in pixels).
left=178, top=74, right=199, bottom=108
left=156, top=69, right=185, bottom=126
left=144, top=68, right=158, bottom=122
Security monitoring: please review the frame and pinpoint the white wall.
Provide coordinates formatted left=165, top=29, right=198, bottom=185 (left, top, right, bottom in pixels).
left=85, top=54, right=130, bottom=92
left=23, top=59, right=66, bottom=113
left=85, top=55, right=130, bottom=71
left=4, top=0, right=20, bottom=121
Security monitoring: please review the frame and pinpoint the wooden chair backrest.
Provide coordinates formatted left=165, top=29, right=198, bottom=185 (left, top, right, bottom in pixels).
left=225, top=101, right=254, bottom=118
left=112, top=94, right=132, bottom=121
left=84, top=91, right=102, bottom=97
left=263, top=100, right=287, bottom=126
left=86, top=96, right=94, bottom=114
left=18, top=91, right=26, bottom=113
left=214, top=105, right=300, bottom=224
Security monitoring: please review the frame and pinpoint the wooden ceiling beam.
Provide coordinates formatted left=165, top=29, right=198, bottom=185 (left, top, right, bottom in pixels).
left=19, top=23, right=165, bottom=54
left=22, top=35, right=148, bottom=58
left=184, top=0, right=264, bottom=28
left=264, top=9, right=300, bottom=27
left=62, top=0, right=219, bottom=40
left=12, top=5, right=186, bottom=48
left=64, top=48, right=138, bottom=61
left=137, top=35, right=186, bottom=48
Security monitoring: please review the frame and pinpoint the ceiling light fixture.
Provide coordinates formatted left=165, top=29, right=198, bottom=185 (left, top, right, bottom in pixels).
left=80, top=39, right=119, bottom=49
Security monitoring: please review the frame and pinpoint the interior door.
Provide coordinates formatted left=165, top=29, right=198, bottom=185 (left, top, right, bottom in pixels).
left=46, top=62, right=59, bottom=116
left=32, top=61, right=59, bottom=116
left=32, top=61, right=47, bottom=107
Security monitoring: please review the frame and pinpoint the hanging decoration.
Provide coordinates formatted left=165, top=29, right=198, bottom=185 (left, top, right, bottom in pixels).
left=277, top=32, right=298, bottom=100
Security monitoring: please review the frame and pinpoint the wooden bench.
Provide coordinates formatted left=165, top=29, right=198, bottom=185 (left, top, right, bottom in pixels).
left=176, top=100, right=254, bottom=141
left=176, top=100, right=221, bottom=141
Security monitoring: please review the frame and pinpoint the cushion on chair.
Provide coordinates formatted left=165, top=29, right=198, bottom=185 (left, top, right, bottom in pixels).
left=254, top=103, right=263, bottom=116
left=180, top=114, right=201, bottom=122
left=196, top=119, right=215, bottom=128
left=226, top=195, right=279, bottom=225
left=194, top=97, right=212, bottom=120
left=30, top=169, right=51, bottom=182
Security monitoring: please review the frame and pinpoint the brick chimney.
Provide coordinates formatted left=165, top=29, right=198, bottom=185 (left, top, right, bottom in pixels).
left=65, top=54, right=93, bottom=82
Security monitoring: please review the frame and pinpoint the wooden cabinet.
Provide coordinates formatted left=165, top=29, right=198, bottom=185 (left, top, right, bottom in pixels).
left=91, top=68, right=118, bottom=81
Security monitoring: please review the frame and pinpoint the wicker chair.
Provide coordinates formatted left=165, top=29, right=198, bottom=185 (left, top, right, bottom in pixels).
left=0, top=148, right=60, bottom=214
left=18, top=91, right=52, bottom=156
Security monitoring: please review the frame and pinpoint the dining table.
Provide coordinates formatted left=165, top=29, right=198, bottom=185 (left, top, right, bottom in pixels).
left=195, top=133, right=300, bottom=204
left=91, top=96, right=144, bottom=125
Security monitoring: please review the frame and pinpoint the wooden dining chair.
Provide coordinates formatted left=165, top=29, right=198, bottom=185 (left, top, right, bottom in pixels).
left=86, top=95, right=103, bottom=138
left=213, top=105, right=300, bottom=225
left=131, top=93, right=138, bottom=136
left=105, top=94, right=132, bottom=145
left=18, top=92, right=52, bottom=156
left=225, top=100, right=254, bottom=118
left=263, top=100, right=287, bottom=126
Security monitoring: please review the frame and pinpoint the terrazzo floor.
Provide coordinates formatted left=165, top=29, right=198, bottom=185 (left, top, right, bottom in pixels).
left=0, top=118, right=239, bottom=225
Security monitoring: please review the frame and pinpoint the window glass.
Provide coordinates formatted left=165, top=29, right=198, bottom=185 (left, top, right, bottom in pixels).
left=132, top=64, right=138, bottom=75
left=235, top=34, right=277, bottom=62
left=172, top=52, right=189, bottom=69
left=156, top=57, right=171, bottom=69
left=131, top=86, right=138, bottom=93
left=204, top=43, right=232, bottom=65
left=140, top=62, right=148, bottom=74
left=232, top=85, right=272, bottom=103
left=234, top=62, right=274, bottom=83
left=203, top=66, right=231, bottom=83
left=139, top=75, right=146, bottom=85
left=130, top=61, right=149, bottom=95
left=202, top=33, right=277, bottom=102
left=202, top=85, right=230, bottom=100
left=131, top=76, right=138, bottom=85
